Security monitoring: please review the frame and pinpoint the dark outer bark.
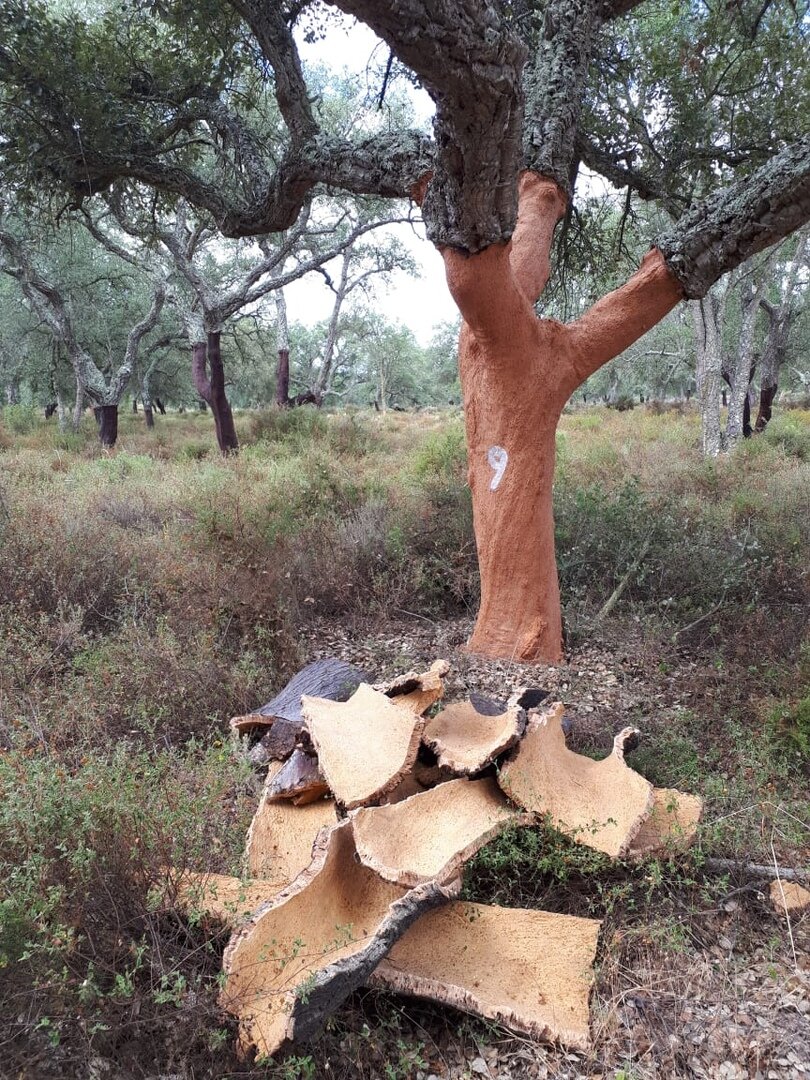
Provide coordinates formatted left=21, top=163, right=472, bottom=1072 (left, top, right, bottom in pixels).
left=257, top=659, right=369, bottom=724
left=755, top=384, right=777, bottom=431
left=522, top=0, right=603, bottom=192
left=155, top=398, right=166, bottom=414
left=657, top=137, right=810, bottom=298
left=207, top=331, right=239, bottom=455
left=330, top=0, right=527, bottom=252
left=44, top=402, right=57, bottom=419
left=97, top=404, right=119, bottom=448
left=251, top=658, right=369, bottom=763
left=276, top=348, right=290, bottom=408
left=144, top=406, right=155, bottom=429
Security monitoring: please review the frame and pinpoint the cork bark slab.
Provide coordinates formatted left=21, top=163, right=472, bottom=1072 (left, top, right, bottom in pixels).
left=221, top=820, right=455, bottom=1059
left=375, top=659, right=450, bottom=715
left=173, top=872, right=278, bottom=927
left=498, top=703, right=654, bottom=858
left=628, top=788, right=703, bottom=858
left=302, top=683, right=426, bottom=809
left=246, top=763, right=337, bottom=886
left=423, top=699, right=526, bottom=774
left=770, top=879, right=810, bottom=915
left=370, top=902, right=601, bottom=1051
left=352, top=776, right=527, bottom=886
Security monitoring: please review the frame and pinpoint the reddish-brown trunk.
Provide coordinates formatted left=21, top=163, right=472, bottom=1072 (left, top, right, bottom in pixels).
left=438, top=173, right=683, bottom=663
left=144, top=406, right=155, bottom=429
left=755, top=384, right=778, bottom=431
left=97, top=404, right=119, bottom=448
left=276, top=347, right=290, bottom=407
left=191, top=334, right=239, bottom=455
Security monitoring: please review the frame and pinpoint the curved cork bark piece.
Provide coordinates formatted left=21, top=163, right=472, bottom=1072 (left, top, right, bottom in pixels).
left=221, top=820, right=456, bottom=1059
left=173, top=872, right=279, bottom=927
left=230, top=713, right=274, bottom=736
left=628, top=788, right=703, bottom=858
left=498, top=703, right=654, bottom=858
left=770, top=879, right=810, bottom=915
left=246, top=762, right=337, bottom=886
left=423, top=699, right=526, bottom=774
left=303, top=683, right=426, bottom=809
left=375, top=659, right=450, bottom=715
left=370, top=902, right=601, bottom=1051
left=352, top=776, right=527, bottom=886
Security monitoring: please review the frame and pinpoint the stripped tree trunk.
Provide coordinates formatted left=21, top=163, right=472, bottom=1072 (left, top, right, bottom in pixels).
left=72, top=379, right=84, bottom=432
left=191, top=329, right=239, bottom=454
left=443, top=175, right=682, bottom=661
left=97, top=404, right=119, bottom=448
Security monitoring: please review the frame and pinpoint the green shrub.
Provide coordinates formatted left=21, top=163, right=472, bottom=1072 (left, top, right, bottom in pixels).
left=1, top=403, right=39, bottom=434
left=762, top=415, right=810, bottom=461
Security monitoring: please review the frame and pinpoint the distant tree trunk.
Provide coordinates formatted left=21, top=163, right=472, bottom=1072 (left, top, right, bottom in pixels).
left=155, top=398, right=166, bottom=415
left=726, top=275, right=767, bottom=448
left=275, top=289, right=291, bottom=407
left=132, top=396, right=138, bottom=413
left=191, top=331, right=239, bottom=454
left=97, top=404, right=118, bottom=448
left=72, top=380, right=84, bottom=432
left=721, top=387, right=727, bottom=407
left=692, top=292, right=725, bottom=457
left=141, top=368, right=155, bottom=428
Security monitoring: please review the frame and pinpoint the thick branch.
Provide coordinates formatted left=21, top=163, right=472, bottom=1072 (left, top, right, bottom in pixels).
left=565, top=248, right=684, bottom=390
left=330, top=0, right=526, bottom=252
left=657, top=137, right=810, bottom=299
left=522, top=0, right=603, bottom=191
left=509, top=172, right=568, bottom=304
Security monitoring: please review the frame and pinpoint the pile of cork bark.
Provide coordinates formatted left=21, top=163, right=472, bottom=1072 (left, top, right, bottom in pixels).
left=175, top=658, right=703, bottom=1061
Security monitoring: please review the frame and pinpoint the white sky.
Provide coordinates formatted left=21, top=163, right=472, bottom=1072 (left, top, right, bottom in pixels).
left=283, top=18, right=456, bottom=345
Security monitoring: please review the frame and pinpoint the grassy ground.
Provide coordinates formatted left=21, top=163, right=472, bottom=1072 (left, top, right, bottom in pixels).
left=0, top=403, right=808, bottom=1079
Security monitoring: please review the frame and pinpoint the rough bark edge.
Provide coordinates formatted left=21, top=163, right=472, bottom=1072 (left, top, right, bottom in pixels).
left=286, top=876, right=460, bottom=1046
left=370, top=967, right=591, bottom=1051
left=422, top=702, right=527, bottom=775
left=351, top=778, right=531, bottom=887
left=303, top=687, right=428, bottom=810
left=374, top=660, right=450, bottom=699
left=222, top=820, right=459, bottom=1056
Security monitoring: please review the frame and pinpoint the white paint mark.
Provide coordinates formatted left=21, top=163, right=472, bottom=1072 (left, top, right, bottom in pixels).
left=487, top=445, right=508, bottom=490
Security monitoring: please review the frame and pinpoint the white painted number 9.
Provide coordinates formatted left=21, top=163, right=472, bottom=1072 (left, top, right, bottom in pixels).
left=487, top=445, right=508, bottom=490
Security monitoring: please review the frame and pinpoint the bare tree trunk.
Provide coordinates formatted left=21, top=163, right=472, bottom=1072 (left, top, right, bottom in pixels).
left=727, top=275, right=766, bottom=448
left=692, top=293, right=725, bottom=457
left=191, top=332, right=239, bottom=454
left=97, top=404, right=119, bottom=448
left=443, top=174, right=682, bottom=661
left=274, top=289, right=290, bottom=407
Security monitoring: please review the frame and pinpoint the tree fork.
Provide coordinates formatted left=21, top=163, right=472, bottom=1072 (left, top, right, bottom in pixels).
left=440, top=173, right=683, bottom=662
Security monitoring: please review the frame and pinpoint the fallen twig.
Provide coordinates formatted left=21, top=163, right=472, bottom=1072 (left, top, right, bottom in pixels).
left=704, top=857, right=810, bottom=884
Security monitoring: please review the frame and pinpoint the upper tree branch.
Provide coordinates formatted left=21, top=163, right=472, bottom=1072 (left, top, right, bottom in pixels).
left=328, top=0, right=527, bottom=252
left=656, top=136, right=810, bottom=299
left=522, top=0, right=604, bottom=192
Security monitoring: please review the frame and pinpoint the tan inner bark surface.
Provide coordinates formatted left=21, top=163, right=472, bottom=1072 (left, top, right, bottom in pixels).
left=628, top=787, right=703, bottom=858
left=498, top=703, right=654, bottom=857
left=769, top=879, right=810, bottom=914
left=222, top=822, right=408, bottom=1058
left=423, top=699, right=524, bottom=773
left=246, top=762, right=337, bottom=886
left=372, top=902, right=601, bottom=1051
left=352, top=775, right=525, bottom=886
left=303, top=683, right=425, bottom=808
